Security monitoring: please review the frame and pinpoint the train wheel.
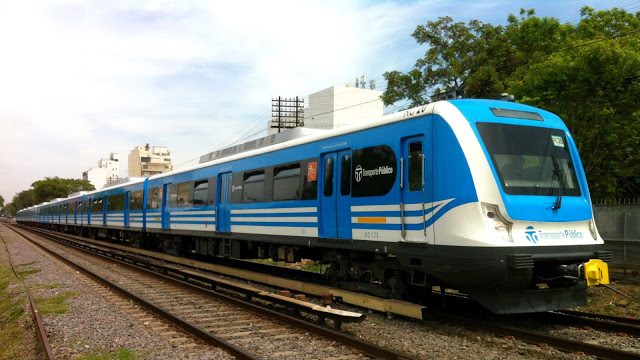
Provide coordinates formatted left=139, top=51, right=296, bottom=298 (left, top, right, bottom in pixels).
left=388, top=271, right=408, bottom=300
left=323, top=263, right=340, bottom=284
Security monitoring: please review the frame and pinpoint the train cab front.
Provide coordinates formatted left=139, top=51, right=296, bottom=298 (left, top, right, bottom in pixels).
left=461, top=106, right=611, bottom=314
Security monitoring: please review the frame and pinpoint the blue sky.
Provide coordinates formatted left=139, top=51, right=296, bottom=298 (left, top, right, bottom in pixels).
left=0, top=0, right=634, bottom=204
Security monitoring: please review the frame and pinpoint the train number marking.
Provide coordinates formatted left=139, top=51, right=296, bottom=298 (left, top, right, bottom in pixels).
left=363, top=231, right=381, bottom=240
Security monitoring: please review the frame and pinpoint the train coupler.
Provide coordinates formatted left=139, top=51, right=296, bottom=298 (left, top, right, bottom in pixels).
left=581, top=259, right=610, bottom=286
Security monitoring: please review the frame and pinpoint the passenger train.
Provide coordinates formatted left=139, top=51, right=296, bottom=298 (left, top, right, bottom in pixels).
left=16, top=99, right=611, bottom=314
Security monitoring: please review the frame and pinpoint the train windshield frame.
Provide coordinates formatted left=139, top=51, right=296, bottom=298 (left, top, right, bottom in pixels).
left=477, top=123, right=581, bottom=196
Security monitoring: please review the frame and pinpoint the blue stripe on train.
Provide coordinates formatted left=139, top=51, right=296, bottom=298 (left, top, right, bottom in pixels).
left=171, top=220, right=217, bottom=225
left=170, top=213, right=215, bottom=218
left=231, top=221, right=317, bottom=228
left=231, top=212, right=317, bottom=218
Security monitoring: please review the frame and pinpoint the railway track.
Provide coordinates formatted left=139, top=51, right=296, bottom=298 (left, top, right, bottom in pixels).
left=13, top=224, right=640, bottom=359
left=546, top=309, right=640, bottom=337
left=16, top=225, right=425, bottom=320
left=5, top=223, right=416, bottom=360
left=429, top=310, right=640, bottom=360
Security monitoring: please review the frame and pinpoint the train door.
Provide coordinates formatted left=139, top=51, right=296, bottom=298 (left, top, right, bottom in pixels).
left=82, top=198, right=86, bottom=224
left=400, top=136, right=433, bottom=243
left=216, top=172, right=232, bottom=232
left=73, top=200, right=82, bottom=225
left=124, top=192, right=130, bottom=227
left=319, top=150, right=352, bottom=239
left=162, top=183, right=172, bottom=229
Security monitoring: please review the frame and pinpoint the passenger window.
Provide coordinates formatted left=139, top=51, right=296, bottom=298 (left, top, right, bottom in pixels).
left=171, top=182, right=193, bottom=208
left=148, top=187, right=163, bottom=209
left=352, top=145, right=397, bottom=197
left=130, top=190, right=144, bottom=210
left=243, top=170, right=265, bottom=202
left=92, top=198, right=103, bottom=212
left=324, top=157, right=334, bottom=197
left=193, top=180, right=209, bottom=206
left=340, top=154, right=351, bottom=195
left=273, top=164, right=301, bottom=201
left=107, top=194, right=125, bottom=211
left=409, top=142, right=424, bottom=191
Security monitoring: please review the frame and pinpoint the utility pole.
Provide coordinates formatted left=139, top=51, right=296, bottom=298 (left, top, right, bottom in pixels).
left=271, top=96, right=304, bottom=133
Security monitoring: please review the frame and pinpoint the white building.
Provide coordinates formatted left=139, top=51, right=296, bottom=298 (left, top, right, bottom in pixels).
left=82, top=153, right=120, bottom=189
left=128, top=144, right=172, bottom=177
left=303, top=85, right=383, bottom=130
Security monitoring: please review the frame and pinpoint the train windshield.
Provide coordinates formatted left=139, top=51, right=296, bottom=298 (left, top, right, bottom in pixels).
left=477, top=123, right=581, bottom=196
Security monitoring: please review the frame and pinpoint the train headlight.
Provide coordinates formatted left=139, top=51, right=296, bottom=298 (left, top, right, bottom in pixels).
left=482, top=203, right=513, bottom=242
left=588, top=218, right=598, bottom=241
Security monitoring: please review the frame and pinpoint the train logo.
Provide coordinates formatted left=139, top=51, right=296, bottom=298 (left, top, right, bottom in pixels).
left=525, top=226, right=539, bottom=244
left=354, top=165, right=363, bottom=182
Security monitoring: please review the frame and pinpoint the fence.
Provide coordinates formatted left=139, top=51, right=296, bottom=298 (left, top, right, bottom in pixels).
left=593, top=199, right=640, bottom=267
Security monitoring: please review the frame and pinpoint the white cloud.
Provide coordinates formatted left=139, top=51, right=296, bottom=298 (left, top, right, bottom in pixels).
left=0, top=0, right=619, bottom=203
left=0, top=0, right=421, bottom=201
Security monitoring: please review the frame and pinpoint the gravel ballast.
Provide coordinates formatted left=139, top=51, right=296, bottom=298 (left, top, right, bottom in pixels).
left=0, top=225, right=232, bottom=359
left=5, top=223, right=637, bottom=360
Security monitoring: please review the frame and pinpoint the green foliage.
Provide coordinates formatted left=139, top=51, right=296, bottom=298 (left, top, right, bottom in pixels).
left=5, top=177, right=95, bottom=215
left=383, top=6, right=640, bottom=199
left=35, top=291, right=78, bottom=315
left=32, top=177, right=95, bottom=204
left=1, top=265, right=29, bottom=359
left=16, top=267, right=42, bottom=278
left=5, top=189, right=35, bottom=216
left=75, top=348, right=136, bottom=360
left=0, top=194, right=4, bottom=209
left=383, top=9, right=572, bottom=104
left=511, top=7, right=640, bottom=198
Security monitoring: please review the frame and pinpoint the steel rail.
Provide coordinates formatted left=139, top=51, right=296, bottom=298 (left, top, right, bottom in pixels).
left=546, top=310, right=640, bottom=337
left=4, top=224, right=258, bottom=360
left=430, top=311, right=640, bottom=360
left=0, top=228, right=55, bottom=360
left=11, top=223, right=417, bottom=360
left=555, top=309, right=640, bottom=326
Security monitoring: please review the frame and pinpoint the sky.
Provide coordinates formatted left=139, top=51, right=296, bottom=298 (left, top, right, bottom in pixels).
left=0, top=0, right=635, bottom=205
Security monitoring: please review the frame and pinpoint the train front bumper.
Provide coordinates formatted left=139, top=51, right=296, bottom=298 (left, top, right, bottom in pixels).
left=472, top=249, right=612, bottom=314
left=408, top=244, right=613, bottom=314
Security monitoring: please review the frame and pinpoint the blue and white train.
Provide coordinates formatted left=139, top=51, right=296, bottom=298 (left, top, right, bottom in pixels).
left=17, top=99, right=611, bottom=314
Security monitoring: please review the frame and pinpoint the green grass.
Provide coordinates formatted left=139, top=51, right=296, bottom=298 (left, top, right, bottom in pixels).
left=250, top=258, right=329, bottom=273
left=36, top=291, right=79, bottom=315
left=0, top=265, right=29, bottom=359
left=298, top=261, right=329, bottom=273
left=17, top=267, right=41, bottom=278
left=17, top=261, right=39, bottom=267
left=74, top=348, right=136, bottom=360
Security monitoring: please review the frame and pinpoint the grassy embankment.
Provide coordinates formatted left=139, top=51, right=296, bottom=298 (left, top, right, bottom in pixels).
left=0, top=261, right=31, bottom=359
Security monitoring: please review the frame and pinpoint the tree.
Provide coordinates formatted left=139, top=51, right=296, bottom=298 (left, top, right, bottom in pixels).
left=2, top=202, right=18, bottom=217
left=0, top=194, right=4, bottom=209
left=511, top=8, right=640, bottom=198
left=31, top=177, right=95, bottom=204
left=383, top=17, right=499, bottom=106
left=7, top=189, right=35, bottom=216
left=382, top=9, right=572, bottom=105
left=383, top=7, right=640, bottom=199
left=5, top=177, right=95, bottom=215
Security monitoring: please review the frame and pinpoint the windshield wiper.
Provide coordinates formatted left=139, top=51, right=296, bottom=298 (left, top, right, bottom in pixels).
left=551, top=154, right=566, bottom=210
